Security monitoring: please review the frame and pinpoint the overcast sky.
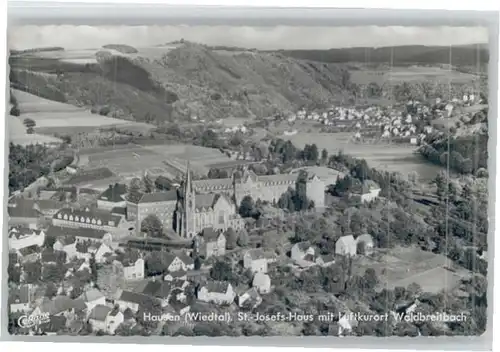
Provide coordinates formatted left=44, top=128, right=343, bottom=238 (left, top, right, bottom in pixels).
left=9, top=25, right=489, bottom=50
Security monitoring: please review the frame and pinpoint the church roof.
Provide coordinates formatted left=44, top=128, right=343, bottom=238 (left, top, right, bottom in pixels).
left=138, top=190, right=178, bottom=204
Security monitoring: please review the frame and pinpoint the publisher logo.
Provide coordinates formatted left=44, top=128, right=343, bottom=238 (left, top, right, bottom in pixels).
left=17, top=313, right=50, bottom=328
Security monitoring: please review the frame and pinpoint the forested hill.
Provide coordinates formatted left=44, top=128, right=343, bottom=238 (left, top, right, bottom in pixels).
left=271, top=44, right=489, bottom=67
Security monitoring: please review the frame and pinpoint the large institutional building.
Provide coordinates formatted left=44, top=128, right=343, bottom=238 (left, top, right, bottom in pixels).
left=127, top=163, right=326, bottom=239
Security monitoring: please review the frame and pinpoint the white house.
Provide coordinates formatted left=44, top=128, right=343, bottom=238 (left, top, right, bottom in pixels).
left=113, top=258, right=145, bottom=281
left=237, top=288, right=262, bottom=309
left=8, top=228, right=45, bottom=251
left=93, top=243, right=114, bottom=263
left=53, top=237, right=78, bottom=261
left=252, top=272, right=271, bottom=294
left=115, top=290, right=160, bottom=314
left=243, top=249, right=268, bottom=274
left=291, top=242, right=315, bottom=263
left=88, top=305, right=124, bottom=335
left=335, top=235, right=357, bottom=257
left=197, top=281, right=235, bottom=305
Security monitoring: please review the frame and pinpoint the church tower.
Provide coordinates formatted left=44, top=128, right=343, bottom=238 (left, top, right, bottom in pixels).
left=182, top=161, right=196, bottom=238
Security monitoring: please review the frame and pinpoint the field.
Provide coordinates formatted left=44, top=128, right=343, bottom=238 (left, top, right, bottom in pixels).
left=353, top=246, right=471, bottom=294
left=11, top=89, right=155, bottom=134
left=282, top=131, right=443, bottom=181
left=8, top=115, right=63, bottom=146
left=350, top=65, right=478, bottom=85
left=78, top=143, right=231, bottom=180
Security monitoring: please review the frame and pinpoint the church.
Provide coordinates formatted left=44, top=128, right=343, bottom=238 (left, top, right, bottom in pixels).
left=127, top=162, right=326, bottom=239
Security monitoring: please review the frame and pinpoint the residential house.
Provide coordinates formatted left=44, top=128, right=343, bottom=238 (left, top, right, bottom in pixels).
left=113, top=256, right=144, bottom=281
left=158, top=252, right=194, bottom=273
left=252, top=272, right=271, bottom=294
left=93, top=243, right=114, bottom=263
left=237, top=288, right=262, bottom=309
left=139, top=280, right=177, bottom=307
left=243, top=249, right=268, bottom=274
left=79, top=288, right=106, bottom=312
left=335, top=235, right=357, bottom=257
left=35, top=315, right=67, bottom=336
left=8, top=227, right=45, bottom=250
left=356, top=234, right=374, bottom=255
left=350, top=180, right=381, bottom=203
left=16, top=245, right=41, bottom=264
left=52, top=207, right=123, bottom=235
left=115, top=290, right=162, bottom=314
left=53, top=236, right=78, bottom=261
left=290, top=242, right=315, bottom=263
left=97, top=183, right=127, bottom=210
left=7, top=199, right=42, bottom=228
left=9, top=284, right=34, bottom=313
left=89, top=305, right=124, bottom=335
left=197, top=280, right=235, bottom=305
left=164, top=270, right=188, bottom=282
left=30, top=295, right=87, bottom=318
left=197, top=227, right=226, bottom=258
left=46, top=225, right=112, bottom=245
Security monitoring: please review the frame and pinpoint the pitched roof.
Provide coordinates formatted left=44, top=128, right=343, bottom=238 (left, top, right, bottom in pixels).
left=294, top=241, right=312, bottom=252
left=53, top=208, right=122, bottom=227
left=46, top=225, right=108, bottom=240
left=38, top=315, right=67, bottom=334
left=320, top=254, right=335, bottom=263
left=201, top=227, right=222, bottom=242
left=18, top=245, right=40, bottom=256
left=245, top=249, right=267, bottom=260
left=57, top=236, right=76, bottom=246
left=194, top=193, right=232, bottom=211
left=41, top=249, right=58, bottom=263
left=337, top=235, right=356, bottom=246
left=111, top=207, right=127, bottom=216
left=193, top=178, right=233, bottom=192
left=9, top=285, right=32, bottom=304
left=89, top=304, right=111, bottom=321
left=79, top=288, right=105, bottom=303
left=138, top=191, right=178, bottom=204
left=253, top=273, right=271, bottom=286
left=204, top=280, right=231, bottom=294
left=9, top=227, right=43, bottom=239
left=176, top=252, right=194, bottom=265
left=118, top=290, right=161, bottom=307
left=38, top=296, right=86, bottom=315
left=36, top=199, right=64, bottom=211
left=98, top=183, right=127, bottom=203
left=140, top=281, right=173, bottom=299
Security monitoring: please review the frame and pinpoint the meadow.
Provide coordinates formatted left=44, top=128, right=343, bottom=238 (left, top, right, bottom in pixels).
left=353, top=246, right=471, bottom=294
left=350, top=65, right=478, bottom=85
left=12, top=89, right=155, bottom=134
left=282, top=132, right=443, bottom=181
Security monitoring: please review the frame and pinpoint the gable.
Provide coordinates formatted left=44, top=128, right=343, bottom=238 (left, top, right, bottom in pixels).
left=212, top=195, right=232, bottom=212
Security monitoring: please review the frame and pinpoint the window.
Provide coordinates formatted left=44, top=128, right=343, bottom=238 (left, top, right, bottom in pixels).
left=63, top=214, right=68, bottom=220
left=218, top=211, right=224, bottom=225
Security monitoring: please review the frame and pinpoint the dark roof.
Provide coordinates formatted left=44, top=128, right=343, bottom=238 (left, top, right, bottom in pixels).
left=166, top=270, right=187, bottom=278
left=38, top=296, right=85, bottom=315
left=89, top=304, right=111, bottom=321
left=9, top=285, right=32, bottom=304
left=41, top=249, right=58, bottom=263
left=321, top=254, right=335, bottom=263
left=195, top=193, right=231, bottom=210
left=304, top=253, right=315, bottom=262
left=19, top=245, right=40, bottom=256
left=245, top=249, right=266, bottom=260
left=8, top=199, right=42, bottom=218
left=66, top=167, right=114, bottom=185
left=111, top=207, right=127, bottom=216
left=38, top=315, right=67, bottom=333
left=57, top=236, right=76, bottom=246
left=118, top=290, right=160, bottom=307
left=177, top=252, right=194, bottom=265
left=140, top=281, right=173, bottom=299
left=201, top=227, right=222, bottom=242
left=46, top=225, right=108, bottom=240
left=98, top=184, right=127, bottom=203
left=138, top=191, right=178, bottom=204
left=204, top=280, right=231, bottom=294
left=53, top=208, right=122, bottom=227
left=36, top=199, right=64, bottom=211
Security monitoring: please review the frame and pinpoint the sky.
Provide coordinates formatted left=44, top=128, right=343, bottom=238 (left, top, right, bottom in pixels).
left=9, top=25, right=489, bottom=51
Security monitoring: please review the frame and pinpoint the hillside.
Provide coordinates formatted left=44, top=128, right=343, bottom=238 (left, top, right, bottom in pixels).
left=272, top=44, right=489, bottom=67
left=9, top=42, right=353, bottom=123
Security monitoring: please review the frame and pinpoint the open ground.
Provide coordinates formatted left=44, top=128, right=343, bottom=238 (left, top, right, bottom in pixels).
left=353, top=246, right=471, bottom=294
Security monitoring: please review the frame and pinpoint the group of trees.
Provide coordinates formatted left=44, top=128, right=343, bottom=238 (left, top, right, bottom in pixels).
left=277, top=170, right=314, bottom=212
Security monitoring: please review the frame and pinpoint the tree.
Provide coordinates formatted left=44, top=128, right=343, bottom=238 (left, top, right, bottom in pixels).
left=210, top=261, right=233, bottom=281
left=141, top=214, right=163, bottom=238
left=143, top=174, right=154, bottom=194
left=239, top=195, right=255, bottom=218
left=45, top=282, right=58, bottom=298
left=363, top=268, right=378, bottom=290
left=24, top=261, right=42, bottom=284
left=294, top=170, right=309, bottom=211
left=237, top=229, right=249, bottom=247
left=321, top=149, right=328, bottom=163
left=194, top=256, right=202, bottom=270
left=127, top=178, right=142, bottom=203
left=23, top=118, right=36, bottom=129
left=224, top=228, right=237, bottom=250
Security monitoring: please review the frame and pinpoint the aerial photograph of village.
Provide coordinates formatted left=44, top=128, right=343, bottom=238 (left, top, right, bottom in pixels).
left=5, top=22, right=489, bottom=337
